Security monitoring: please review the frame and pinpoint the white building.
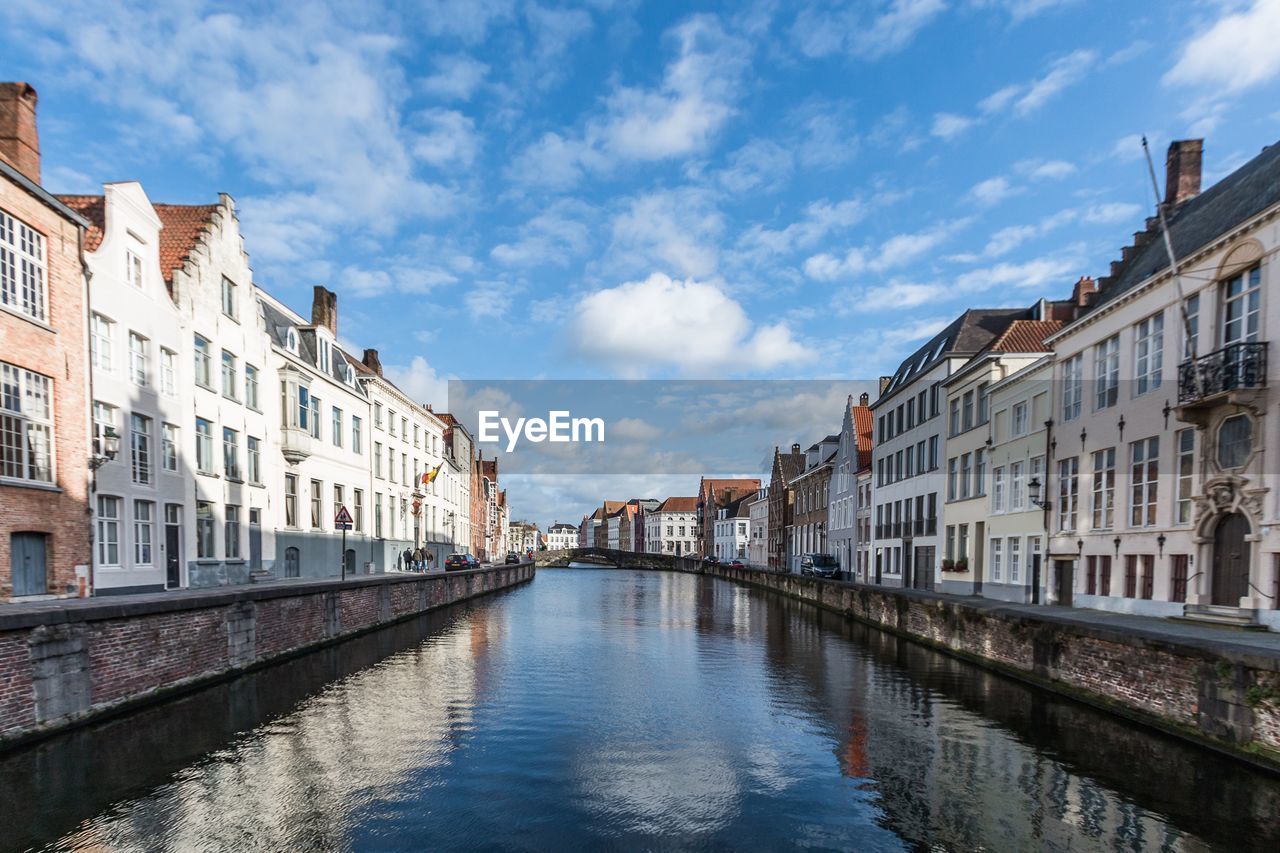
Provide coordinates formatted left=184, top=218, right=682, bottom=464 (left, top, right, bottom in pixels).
left=855, top=469, right=872, bottom=581
left=546, top=522, right=577, bottom=550
left=747, top=488, right=769, bottom=567
left=713, top=495, right=751, bottom=561
left=1046, top=139, right=1280, bottom=630
left=646, top=496, right=698, bottom=556
left=829, top=393, right=873, bottom=576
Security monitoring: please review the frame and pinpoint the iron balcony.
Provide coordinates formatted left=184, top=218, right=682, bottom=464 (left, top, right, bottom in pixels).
left=1177, top=342, right=1267, bottom=405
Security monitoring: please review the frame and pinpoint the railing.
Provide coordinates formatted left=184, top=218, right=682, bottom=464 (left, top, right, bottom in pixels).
left=1178, top=342, right=1267, bottom=404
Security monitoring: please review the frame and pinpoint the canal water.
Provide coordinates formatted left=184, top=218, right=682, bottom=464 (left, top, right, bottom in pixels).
left=2, top=568, right=1279, bottom=852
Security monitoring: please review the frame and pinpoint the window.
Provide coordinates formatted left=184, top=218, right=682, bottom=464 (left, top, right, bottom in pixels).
left=401, top=416, right=408, bottom=438
left=334, top=484, right=344, bottom=519
left=1094, top=335, right=1119, bottom=409
left=1217, top=415, right=1252, bottom=470
left=949, top=399, right=960, bottom=436
left=294, top=384, right=310, bottom=431
left=223, top=427, right=239, bottom=479
left=990, top=538, right=1003, bottom=582
left=310, top=479, right=323, bottom=529
left=960, top=453, right=972, bottom=499
left=286, top=328, right=299, bottom=353
left=375, top=492, right=383, bottom=537
left=992, top=467, right=1006, bottom=512
left=974, top=449, right=985, bottom=496
left=1176, top=429, right=1194, bottom=524
left=318, top=338, right=331, bottom=373
left=388, top=410, right=397, bottom=437
left=285, top=474, right=298, bottom=528
left=928, top=435, right=938, bottom=470
left=196, top=501, right=215, bottom=558
left=1062, top=354, right=1082, bottom=421
left=947, top=457, right=958, bottom=500
left=352, top=416, right=363, bottom=454
left=221, top=350, right=237, bottom=399
left=1221, top=265, right=1261, bottom=345
left=977, top=382, right=990, bottom=424
left=389, top=447, right=396, bottom=483
left=1011, top=401, right=1028, bottom=437
left=162, top=423, right=178, bottom=472
left=133, top=500, right=154, bottom=565
left=221, top=276, right=237, bottom=320
left=225, top=505, right=240, bottom=558
left=91, top=313, right=114, bottom=371
left=130, top=413, right=152, bottom=485
left=129, top=332, right=149, bottom=386
left=97, top=496, right=121, bottom=565
left=194, top=335, right=212, bottom=387
left=309, top=394, right=321, bottom=439
left=160, top=348, right=177, bottom=395
left=962, top=391, right=974, bottom=431
left=125, top=248, right=143, bottom=288
left=1183, top=294, right=1200, bottom=359
left=354, top=489, right=364, bottom=532
left=245, top=364, right=259, bottom=409
left=1134, top=312, right=1164, bottom=396
left=1090, top=448, right=1115, bottom=530
left=1057, top=457, right=1079, bottom=531
left=0, top=210, right=47, bottom=321
left=195, top=418, right=213, bottom=473
left=1130, top=437, right=1159, bottom=527
left=1010, top=460, right=1025, bottom=510
left=332, top=406, right=343, bottom=448
left=1008, top=537, right=1021, bottom=583
left=247, top=436, right=261, bottom=484
left=374, top=442, right=384, bottom=477
left=92, top=401, right=117, bottom=458
left=374, top=402, right=383, bottom=429
left=1, top=363, right=53, bottom=483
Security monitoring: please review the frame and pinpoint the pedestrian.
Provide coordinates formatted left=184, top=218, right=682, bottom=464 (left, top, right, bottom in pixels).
left=413, top=547, right=425, bottom=572
left=402, top=548, right=413, bottom=573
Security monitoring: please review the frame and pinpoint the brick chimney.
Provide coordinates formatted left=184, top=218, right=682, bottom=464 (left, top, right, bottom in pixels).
left=859, top=392, right=870, bottom=406
left=878, top=375, right=892, bottom=394
left=362, top=348, right=383, bottom=377
left=0, top=82, right=40, bottom=183
left=1165, top=139, right=1203, bottom=207
left=1071, top=276, right=1097, bottom=308
left=791, top=443, right=801, bottom=454
left=311, top=285, right=337, bottom=335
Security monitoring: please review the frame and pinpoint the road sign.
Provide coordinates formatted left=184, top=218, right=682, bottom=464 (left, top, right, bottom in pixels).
left=334, top=505, right=353, bottom=530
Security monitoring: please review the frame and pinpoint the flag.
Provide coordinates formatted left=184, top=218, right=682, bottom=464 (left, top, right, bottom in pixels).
left=422, top=462, right=443, bottom=486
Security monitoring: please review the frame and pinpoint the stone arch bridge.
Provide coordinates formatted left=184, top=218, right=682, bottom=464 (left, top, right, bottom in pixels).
left=534, top=548, right=682, bottom=571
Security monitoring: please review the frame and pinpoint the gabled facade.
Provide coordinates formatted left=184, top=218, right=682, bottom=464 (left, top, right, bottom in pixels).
left=747, top=487, right=768, bottom=567
left=767, top=445, right=804, bottom=570
left=789, top=436, right=838, bottom=571
left=829, top=393, right=874, bottom=575
left=697, top=477, right=760, bottom=558
left=713, top=495, right=751, bottom=561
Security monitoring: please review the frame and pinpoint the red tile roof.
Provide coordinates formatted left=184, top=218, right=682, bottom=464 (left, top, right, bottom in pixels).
left=657, top=496, right=698, bottom=513
left=56, top=195, right=105, bottom=250
left=988, top=319, right=1063, bottom=354
left=153, top=203, right=219, bottom=284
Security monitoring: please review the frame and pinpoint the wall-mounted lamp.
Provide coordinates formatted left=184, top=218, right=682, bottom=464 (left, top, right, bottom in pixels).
left=1076, top=538, right=1084, bottom=554
left=1157, top=533, right=1167, bottom=558
left=1028, top=476, right=1050, bottom=510
left=1113, top=536, right=1122, bottom=557
left=89, top=427, right=120, bottom=470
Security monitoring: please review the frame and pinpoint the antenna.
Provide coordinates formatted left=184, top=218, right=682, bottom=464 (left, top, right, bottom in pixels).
left=1141, top=136, right=1199, bottom=395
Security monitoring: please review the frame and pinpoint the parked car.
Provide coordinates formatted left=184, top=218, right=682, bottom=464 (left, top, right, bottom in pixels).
left=800, top=553, right=840, bottom=579
left=702, top=555, right=720, bottom=565
left=445, top=553, right=480, bottom=571
left=728, top=559, right=746, bottom=569
left=505, top=552, right=521, bottom=564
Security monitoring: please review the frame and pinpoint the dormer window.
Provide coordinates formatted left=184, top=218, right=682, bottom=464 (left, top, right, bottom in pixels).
left=345, top=364, right=355, bottom=384
left=287, top=328, right=299, bottom=354
left=318, top=338, right=332, bottom=373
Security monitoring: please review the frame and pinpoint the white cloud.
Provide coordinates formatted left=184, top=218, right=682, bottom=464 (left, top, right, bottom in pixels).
left=491, top=200, right=594, bottom=267
left=607, top=188, right=724, bottom=279
left=465, top=281, right=517, bottom=319
left=610, top=418, right=665, bottom=442
left=1008, top=49, right=1098, bottom=115
left=572, top=273, right=815, bottom=375
left=1015, top=158, right=1075, bottom=179
left=417, top=0, right=517, bottom=43
left=1165, top=0, right=1280, bottom=93
left=931, top=112, right=976, bottom=139
left=420, top=53, right=489, bottom=100
left=737, top=196, right=869, bottom=260
left=970, top=0, right=1079, bottom=22
left=969, top=176, right=1021, bottom=206
left=412, top=108, right=481, bottom=167
left=792, top=0, right=947, bottom=61
left=804, top=220, right=961, bottom=281
left=858, top=281, right=948, bottom=310
left=953, top=254, right=1081, bottom=292
left=384, top=356, right=451, bottom=408
left=715, top=139, right=795, bottom=194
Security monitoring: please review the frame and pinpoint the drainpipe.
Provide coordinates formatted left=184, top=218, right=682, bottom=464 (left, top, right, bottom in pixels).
left=79, top=223, right=95, bottom=598
left=1042, top=417, right=1054, bottom=604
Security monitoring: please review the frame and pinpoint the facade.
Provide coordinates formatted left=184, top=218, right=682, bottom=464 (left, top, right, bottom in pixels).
left=630, top=498, right=658, bottom=553
left=606, top=508, right=622, bottom=550
left=871, top=309, right=1027, bottom=590
left=546, top=522, right=576, bottom=550
left=436, top=411, right=475, bottom=559
left=747, top=488, right=768, bottom=567
left=829, top=393, right=874, bottom=575
left=713, top=495, right=751, bottom=561
left=854, top=469, right=872, bottom=581
left=508, top=521, right=539, bottom=553
left=939, top=319, right=1060, bottom=596
left=767, top=444, right=805, bottom=570
left=646, top=496, right=698, bottom=556
left=1046, top=139, right=1280, bottom=629
left=789, top=436, right=838, bottom=571
left=0, top=83, right=92, bottom=601
left=696, top=477, right=760, bottom=559
left=982, top=357, right=1055, bottom=603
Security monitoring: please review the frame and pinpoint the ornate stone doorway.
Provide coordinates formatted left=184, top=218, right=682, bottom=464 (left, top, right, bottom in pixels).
left=1211, top=512, right=1250, bottom=606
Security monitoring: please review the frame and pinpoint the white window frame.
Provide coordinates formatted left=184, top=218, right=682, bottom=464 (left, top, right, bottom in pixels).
left=1061, top=354, right=1082, bottom=421
left=1094, top=335, right=1119, bottom=410
left=129, top=331, right=149, bottom=387
left=1, top=362, right=54, bottom=483
left=0, top=209, right=47, bottom=322
left=133, top=500, right=154, bottom=566
left=97, top=495, right=121, bottom=566
left=91, top=313, right=114, bottom=372
left=1134, top=311, right=1164, bottom=396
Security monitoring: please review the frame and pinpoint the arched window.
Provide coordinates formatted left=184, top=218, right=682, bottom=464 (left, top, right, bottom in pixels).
left=284, top=546, right=300, bottom=577
left=1217, top=415, right=1253, bottom=470
left=286, top=328, right=299, bottom=354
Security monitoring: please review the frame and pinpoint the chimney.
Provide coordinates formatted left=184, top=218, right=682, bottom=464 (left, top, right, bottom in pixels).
left=0, top=83, right=40, bottom=183
left=1164, top=139, right=1203, bottom=207
left=1071, top=276, right=1097, bottom=308
left=878, top=375, right=892, bottom=394
left=791, top=443, right=801, bottom=454
left=311, top=285, right=338, bottom=335
left=859, top=392, right=870, bottom=406
left=362, top=348, right=383, bottom=377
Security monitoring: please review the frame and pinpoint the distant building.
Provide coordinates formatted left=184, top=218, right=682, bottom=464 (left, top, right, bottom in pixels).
left=713, top=495, right=751, bottom=561
left=546, top=522, right=577, bottom=550
left=767, top=445, right=805, bottom=571
left=829, top=393, right=874, bottom=575
left=789, top=436, right=839, bottom=572
left=646, top=496, right=698, bottom=556
left=697, top=477, right=760, bottom=558
left=747, top=487, right=769, bottom=567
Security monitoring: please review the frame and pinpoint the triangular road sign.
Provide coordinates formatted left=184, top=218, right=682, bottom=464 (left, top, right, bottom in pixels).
left=334, top=505, right=354, bottom=526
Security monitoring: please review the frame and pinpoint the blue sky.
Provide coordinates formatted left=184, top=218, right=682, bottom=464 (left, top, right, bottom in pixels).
left=5, top=0, right=1280, bottom=525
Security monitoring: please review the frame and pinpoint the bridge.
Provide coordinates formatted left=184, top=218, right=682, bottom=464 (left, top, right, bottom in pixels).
left=534, top=548, right=682, bottom=571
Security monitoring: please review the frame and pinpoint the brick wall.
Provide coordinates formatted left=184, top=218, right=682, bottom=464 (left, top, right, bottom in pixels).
left=668, top=559, right=1280, bottom=773
left=0, top=173, right=91, bottom=601
left=0, top=564, right=533, bottom=746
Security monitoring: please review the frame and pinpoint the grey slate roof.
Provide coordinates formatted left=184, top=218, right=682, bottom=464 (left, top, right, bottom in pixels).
left=1090, top=141, right=1280, bottom=313
left=259, top=297, right=367, bottom=396
left=874, top=308, right=1029, bottom=408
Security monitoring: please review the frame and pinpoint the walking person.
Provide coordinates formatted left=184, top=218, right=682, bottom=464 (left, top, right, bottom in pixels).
left=402, top=547, right=413, bottom=573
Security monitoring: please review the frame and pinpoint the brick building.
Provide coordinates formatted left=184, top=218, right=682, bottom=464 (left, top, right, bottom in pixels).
left=0, top=82, right=92, bottom=600
left=767, top=444, right=805, bottom=570
left=696, top=477, right=760, bottom=559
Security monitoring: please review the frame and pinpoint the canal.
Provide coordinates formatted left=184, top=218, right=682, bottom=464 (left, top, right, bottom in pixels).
left=2, top=568, right=1278, bottom=851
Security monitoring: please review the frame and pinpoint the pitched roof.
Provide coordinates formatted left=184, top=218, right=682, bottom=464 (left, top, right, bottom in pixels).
left=851, top=405, right=873, bottom=456
left=656, top=496, right=698, bottom=513
left=1089, top=140, right=1280, bottom=313
left=987, top=319, right=1063, bottom=353
left=56, top=194, right=105, bottom=250
left=153, top=203, right=220, bottom=283
left=774, top=448, right=805, bottom=482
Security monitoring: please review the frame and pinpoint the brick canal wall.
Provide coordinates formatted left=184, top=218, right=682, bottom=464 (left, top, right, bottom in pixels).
left=668, top=559, right=1280, bottom=773
left=0, top=564, right=534, bottom=748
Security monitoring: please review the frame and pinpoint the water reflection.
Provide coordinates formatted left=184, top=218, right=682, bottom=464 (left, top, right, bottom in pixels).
left=2, top=570, right=1277, bottom=852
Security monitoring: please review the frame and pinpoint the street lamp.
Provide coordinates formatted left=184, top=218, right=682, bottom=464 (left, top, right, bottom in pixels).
left=90, top=427, right=120, bottom=470
left=1028, top=476, right=1050, bottom=510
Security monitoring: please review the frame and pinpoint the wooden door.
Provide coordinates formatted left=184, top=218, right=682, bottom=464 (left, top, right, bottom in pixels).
left=1212, top=513, right=1250, bottom=606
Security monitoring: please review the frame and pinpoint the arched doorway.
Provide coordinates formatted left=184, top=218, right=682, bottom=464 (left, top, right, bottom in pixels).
left=284, top=547, right=300, bottom=578
left=1211, top=513, right=1250, bottom=606
left=344, top=549, right=356, bottom=576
